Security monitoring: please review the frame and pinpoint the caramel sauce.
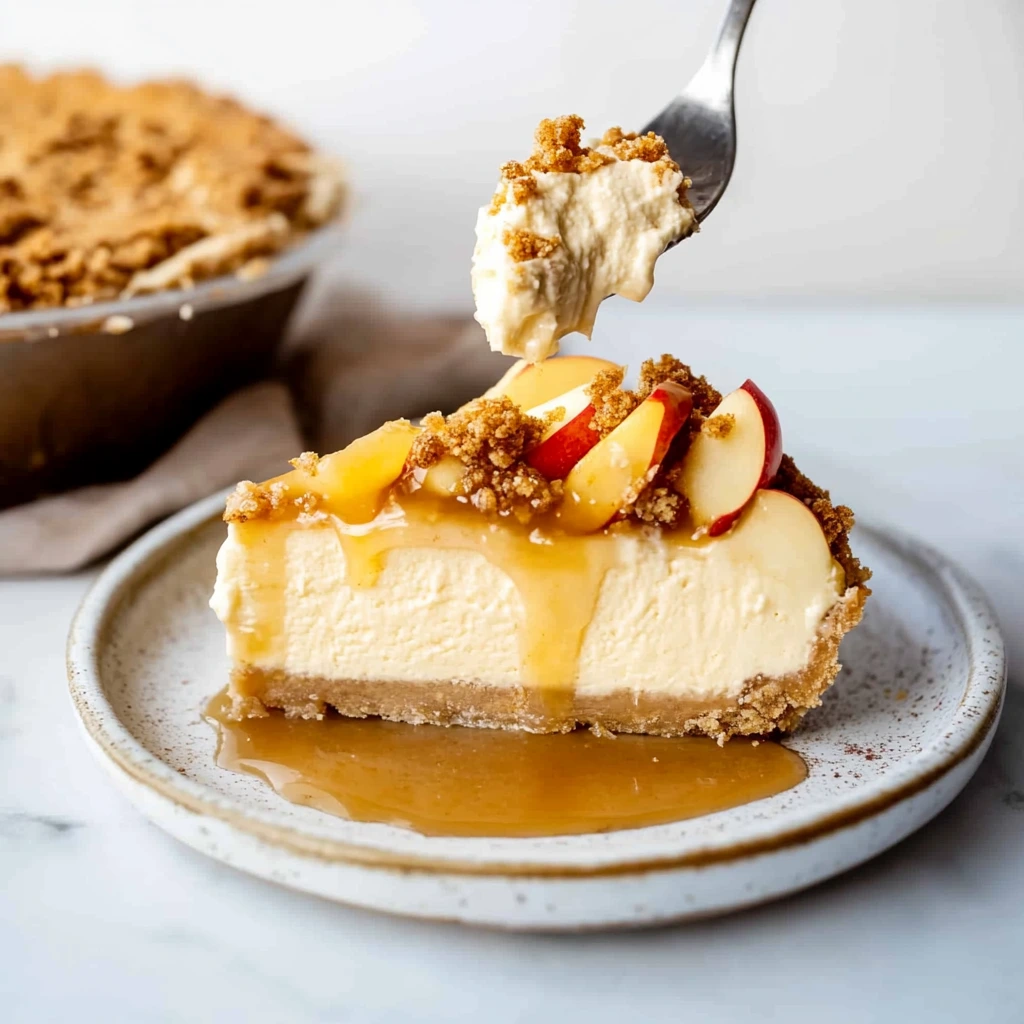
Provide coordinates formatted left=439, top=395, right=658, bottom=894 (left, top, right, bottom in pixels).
left=330, top=493, right=643, bottom=711
left=232, top=522, right=289, bottom=663
left=205, top=691, right=806, bottom=838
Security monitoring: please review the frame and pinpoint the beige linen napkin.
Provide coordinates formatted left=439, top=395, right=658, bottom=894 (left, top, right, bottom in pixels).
left=0, top=285, right=506, bottom=574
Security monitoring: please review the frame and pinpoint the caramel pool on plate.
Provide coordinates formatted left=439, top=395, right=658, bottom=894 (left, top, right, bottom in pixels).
left=206, top=692, right=806, bottom=838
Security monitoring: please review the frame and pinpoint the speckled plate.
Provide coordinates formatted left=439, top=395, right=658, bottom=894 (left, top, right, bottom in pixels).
left=67, top=492, right=1005, bottom=930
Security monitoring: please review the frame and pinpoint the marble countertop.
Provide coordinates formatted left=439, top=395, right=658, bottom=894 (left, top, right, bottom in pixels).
left=2, top=304, right=1021, bottom=1023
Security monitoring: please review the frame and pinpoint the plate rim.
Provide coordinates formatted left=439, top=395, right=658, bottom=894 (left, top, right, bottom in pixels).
left=66, top=491, right=1007, bottom=879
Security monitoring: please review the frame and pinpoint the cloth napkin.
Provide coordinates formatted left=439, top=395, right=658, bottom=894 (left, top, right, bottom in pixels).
left=0, top=282, right=506, bottom=574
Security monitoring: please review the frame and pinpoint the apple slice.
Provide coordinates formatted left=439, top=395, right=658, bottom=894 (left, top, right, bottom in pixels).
left=524, top=384, right=601, bottom=479
left=286, top=420, right=419, bottom=523
left=419, top=455, right=468, bottom=498
left=677, top=380, right=782, bottom=537
left=723, top=488, right=841, bottom=590
left=485, top=354, right=619, bottom=409
left=558, top=382, right=693, bottom=533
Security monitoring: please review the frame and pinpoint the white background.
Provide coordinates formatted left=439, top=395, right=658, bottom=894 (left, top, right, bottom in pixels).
left=2, top=0, right=1022, bottom=309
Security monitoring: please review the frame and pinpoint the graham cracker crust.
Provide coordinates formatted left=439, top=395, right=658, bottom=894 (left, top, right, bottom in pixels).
left=229, top=585, right=867, bottom=742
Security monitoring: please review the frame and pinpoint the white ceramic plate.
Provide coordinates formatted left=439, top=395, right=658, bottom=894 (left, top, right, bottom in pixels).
left=67, top=492, right=1005, bottom=931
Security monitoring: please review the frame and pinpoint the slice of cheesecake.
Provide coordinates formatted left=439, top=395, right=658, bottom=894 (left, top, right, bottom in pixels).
left=211, top=355, right=869, bottom=741
left=472, top=115, right=697, bottom=362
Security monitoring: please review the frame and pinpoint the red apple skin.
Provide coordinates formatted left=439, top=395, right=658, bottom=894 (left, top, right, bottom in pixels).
left=525, top=406, right=600, bottom=479
left=559, top=381, right=693, bottom=533
left=649, top=382, right=693, bottom=468
left=740, top=379, right=783, bottom=484
left=703, top=380, right=784, bottom=538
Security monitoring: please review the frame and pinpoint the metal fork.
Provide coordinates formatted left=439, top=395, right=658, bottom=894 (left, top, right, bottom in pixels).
left=643, top=0, right=757, bottom=225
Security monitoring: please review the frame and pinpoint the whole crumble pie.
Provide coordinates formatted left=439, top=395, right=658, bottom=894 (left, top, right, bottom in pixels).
left=0, top=66, right=344, bottom=313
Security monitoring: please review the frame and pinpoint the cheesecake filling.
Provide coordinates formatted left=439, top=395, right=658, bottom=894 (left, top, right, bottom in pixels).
left=472, top=116, right=696, bottom=362
left=211, top=491, right=845, bottom=707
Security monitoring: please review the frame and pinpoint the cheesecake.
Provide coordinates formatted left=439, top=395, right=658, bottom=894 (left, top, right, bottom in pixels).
left=472, top=115, right=697, bottom=362
left=211, top=355, right=869, bottom=742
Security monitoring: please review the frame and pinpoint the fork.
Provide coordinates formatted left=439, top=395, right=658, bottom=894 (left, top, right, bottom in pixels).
left=643, top=0, right=758, bottom=225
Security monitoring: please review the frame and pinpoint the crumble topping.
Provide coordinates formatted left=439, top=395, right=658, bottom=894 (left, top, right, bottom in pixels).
left=598, top=126, right=672, bottom=162
left=224, top=479, right=288, bottom=523
left=405, top=355, right=726, bottom=529
left=289, top=451, right=320, bottom=476
left=488, top=114, right=690, bottom=215
left=407, top=397, right=563, bottom=522
left=408, top=355, right=716, bottom=530
left=703, top=413, right=735, bottom=439
left=224, top=477, right=320, bottom=522
left=586, top=367, right=641, bottom=437
left=502, top=229, right=561, bottom=263
left=222, top=353, right=865, bottom=585
left=636, top=354, right=722, bottom=418
left=630, top=484, right=688, bottom=527
left=0, top=66, right=344, bottom=312
left=587, top=353, right=723, bottom=460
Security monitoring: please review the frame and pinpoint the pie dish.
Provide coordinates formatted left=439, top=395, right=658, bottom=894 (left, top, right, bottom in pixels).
left=0, top=66, right=345, bottom=506
left=211, top=354, right=870, bottom=741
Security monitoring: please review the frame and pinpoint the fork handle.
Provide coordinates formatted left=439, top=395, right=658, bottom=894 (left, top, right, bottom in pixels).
left=701, top=0, right=757, bottom=90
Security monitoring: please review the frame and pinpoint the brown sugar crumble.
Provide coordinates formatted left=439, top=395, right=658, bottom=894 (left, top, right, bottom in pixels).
left=488, top=115, right=692, bottom=215
left=415, top=354, right=864, bottom=570
left=0, top=66, right=344, bottom=313
left=224, top=480, right=287, bottom=523
left=591, top=354, right=721, bottom=526
left=289, top=451, right=321, bottom=476
left=630, top=484, right=688, bottom=527
left=407, top=397, right=563, bottom=523
left=585, top=367, right=641, bottom=437
left=703, top=413, right=735, bottom=439
left=636, top=353, right=722, bottom=418
left=224, top=475, right=320, bottom=523
left=502, top=229, right=561, bottom=263
left=410, top=354, right=721, bottom=530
